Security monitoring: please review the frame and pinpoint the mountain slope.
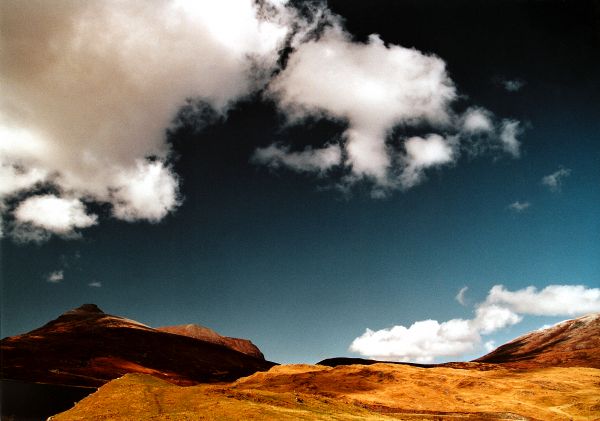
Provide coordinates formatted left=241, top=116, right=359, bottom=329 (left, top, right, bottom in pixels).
left=475, top=313, right=600, bottom=368
left=157, top=324, right=264, bottom=359
left=0, top=304, right=275, bottom=387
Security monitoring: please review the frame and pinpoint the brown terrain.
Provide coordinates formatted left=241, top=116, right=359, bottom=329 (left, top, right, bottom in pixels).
left=157, top=324, right=264, bottom=359
left=475, top=313, right=600, bottom=368
left=50, top=312, right=600, bottom=420
left=0, top=304, right=274, bottom=387
left=51, top=364, right=600, bottom=420
left=3, top=307, right=599, bottom=420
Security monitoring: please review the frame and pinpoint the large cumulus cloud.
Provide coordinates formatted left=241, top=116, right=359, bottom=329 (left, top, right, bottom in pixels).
left=0, top=0, right=288, bottom=241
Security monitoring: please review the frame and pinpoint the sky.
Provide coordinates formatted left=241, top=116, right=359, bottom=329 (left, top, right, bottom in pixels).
left=1, top=0, right=599, bottom=364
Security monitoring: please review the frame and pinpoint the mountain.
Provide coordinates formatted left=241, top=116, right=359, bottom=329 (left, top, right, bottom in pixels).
left=475, top=313, right=600, bottom=368
left=157, top=324, right=264, bottom=359
left=0, top=304, right=275, bottom=387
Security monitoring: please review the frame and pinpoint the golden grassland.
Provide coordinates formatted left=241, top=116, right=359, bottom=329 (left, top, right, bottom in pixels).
left=51, top=363, right=600, bottom=420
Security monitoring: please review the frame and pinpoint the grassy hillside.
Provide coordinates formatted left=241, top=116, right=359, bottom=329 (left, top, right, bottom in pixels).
left=51, top=363, right=600, bottom=420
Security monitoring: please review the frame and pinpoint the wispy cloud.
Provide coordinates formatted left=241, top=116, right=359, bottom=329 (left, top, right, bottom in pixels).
left=502, top=79, right=526, bottom=92
left=252, top=144, right=342, bottom=174
left=455, top=286, right=469, bottom=306
left=349, top=283, right=600, bottom=363
left=542, top=167, right=571, bottom=192
left=508, top=201, right=531, bottom=213
left=498, top=120, right=522, bottom=158
left=484, top=340, right=496, bottom=352
left=46, top=270, right=64, bottom=283
left=88, top=281, right=102, bottom=288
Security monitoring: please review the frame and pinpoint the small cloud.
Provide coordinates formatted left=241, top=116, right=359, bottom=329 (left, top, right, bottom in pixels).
left=47, top=270, right=64, bottom=283
left=461, top=107, right=494, bottom=134
left=400, top=134, right=457, bottom=189
left=88, top=281, right=102, bottom=288
left=542, top=167, right=571, bottom=192
left=251, top=143, right=342, bottom=174
left=508, top=201, right=531, bottom=213
left=502, top=79, right=526, bottom=92
left=455, top=286, right=469, bottom=306
left=12, top=195, right=98, bottom=242
left=498, top=120, right=522, bottom=158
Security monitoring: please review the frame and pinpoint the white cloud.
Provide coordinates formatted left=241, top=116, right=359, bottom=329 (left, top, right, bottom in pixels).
left=484, top=284, right=600, bottom=316
left=0, top=0, right=289, bottom=241
left=350, top=283, right=599, bottom=362
left=461, top=108, right=494, bottom=134
left=256, top=17, right=522, bottom=192
left=472, top=303, right=522, bottom=334
left=0, top=164, right=47, bottom=198
left=265, top=25, right=456, bottom=185
left=251, top=143, right=342, bottom=174
left=455, top=286, right=469, bottom=306
left=499, top=120, right=522, bottom=157
left=47, top=270, right=64, bottom=283
left=88, top=281, right=102, bottom=288
left=508, top=201, right=530, bottom=212
left=2, top=0, right=526, bottom=240
left=458, top=109, right=525, bottom=159
left=350, top=318, right=478, bottom=364
left=542, top=167, right=571, bottom=192
left=13, top=195, right=97, bottom=241
left=400, top=134, right=456, bottom=188
left=110, top=160, right=180, bottom=222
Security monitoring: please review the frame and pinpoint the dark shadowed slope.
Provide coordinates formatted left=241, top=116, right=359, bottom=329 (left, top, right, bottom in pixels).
left=475, top=313, right=600, bottom=368
left=157, top=324, right=264, bottom=359
left=0, top=304, right=275, bottom=387
left=318, top=357, right=435, bottom=368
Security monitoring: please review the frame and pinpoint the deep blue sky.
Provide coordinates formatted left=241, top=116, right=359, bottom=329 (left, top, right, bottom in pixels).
left=2, top=0, right=599, bottom=364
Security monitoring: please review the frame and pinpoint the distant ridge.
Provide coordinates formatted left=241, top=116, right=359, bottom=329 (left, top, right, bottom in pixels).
left=318, top=357, right=434, bottom=368
left=157, top=324, right=264, bottom=359
left=0, top=304, right=275, bottom=387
